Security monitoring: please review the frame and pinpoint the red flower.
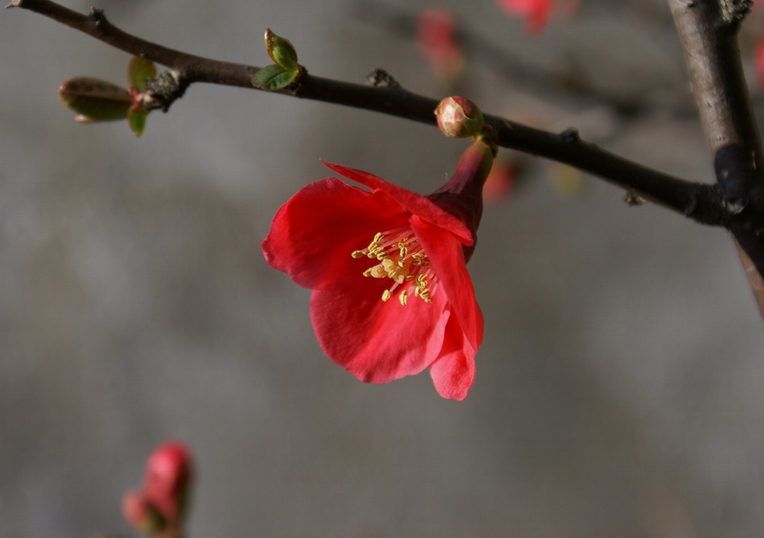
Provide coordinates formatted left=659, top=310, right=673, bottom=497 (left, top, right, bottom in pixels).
left=262, top=142, right=493, bottom=400
left=497, top=0, right=553, bottom=33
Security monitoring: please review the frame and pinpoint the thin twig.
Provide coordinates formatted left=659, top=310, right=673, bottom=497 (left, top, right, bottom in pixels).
left=8, top=0, right=728, bottom=226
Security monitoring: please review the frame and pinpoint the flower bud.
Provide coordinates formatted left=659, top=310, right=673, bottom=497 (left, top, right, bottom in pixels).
left=435, top=96, right=484, bottom=138
left=416, top=8, right=465, bottom=86
left=264, top=28, right=299, bottom=71
left=144, top=442, right=193, bottom=522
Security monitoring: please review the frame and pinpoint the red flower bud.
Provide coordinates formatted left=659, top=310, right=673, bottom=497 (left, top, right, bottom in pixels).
left=435, top=96, right=484, bottom=138
left=144, top=442, right=193, bottom=522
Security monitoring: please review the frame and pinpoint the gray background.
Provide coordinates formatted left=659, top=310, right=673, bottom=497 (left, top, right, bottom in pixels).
left=3, top=0, right=764, bottom=536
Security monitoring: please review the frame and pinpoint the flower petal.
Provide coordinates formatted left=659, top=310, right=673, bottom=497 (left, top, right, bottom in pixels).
left=410, top=215, right=484, bottom=351
left=262, top=178, right=409, bottom=290
left=322, top=162, right=474, bottom=246
left=310, top=284, right=450, bottom=384
left=429, top=311, right=477, bottom=400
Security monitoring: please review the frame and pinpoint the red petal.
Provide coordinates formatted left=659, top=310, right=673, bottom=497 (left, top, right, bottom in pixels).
left=262, top=178, right=409, bottom=290
left=321, top=162, right=474, bottom=246
left=429, top=311, right=477, bottom=400
left=310, top=285, right=450, bottom=384
left=410, top=215, right=483, bottom=351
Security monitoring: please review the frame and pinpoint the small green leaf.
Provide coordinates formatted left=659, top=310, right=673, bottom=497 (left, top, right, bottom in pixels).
left=58, top=77, right=132, bottom=122
left=264, top=28, right=299, bottom=71
left=127, top=108, right=148, bottom=137
left=251, top=65, right=298, bottom=91
left=127, top=56, right=157, bottom=92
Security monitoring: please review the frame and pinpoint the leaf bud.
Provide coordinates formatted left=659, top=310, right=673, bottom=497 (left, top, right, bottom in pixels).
left=435, top=96, right=484, bottom=138
left=127, top=56, right=157, bottom=93
left=57, top=77, right=132, bottom=122
left=264, top=28, right=299, bottom=71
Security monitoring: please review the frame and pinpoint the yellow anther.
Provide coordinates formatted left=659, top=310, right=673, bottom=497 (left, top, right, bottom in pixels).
left=369, top=264, right=388, bottom=278
left=355, top=229, right=435, bottom=307
left=382, top=259, right=397, bottom=273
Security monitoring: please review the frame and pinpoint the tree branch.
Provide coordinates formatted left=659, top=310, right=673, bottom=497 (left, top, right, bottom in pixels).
left=8, top=0, right=728, bottom=227
left=668, top=0, right=764, bottom=315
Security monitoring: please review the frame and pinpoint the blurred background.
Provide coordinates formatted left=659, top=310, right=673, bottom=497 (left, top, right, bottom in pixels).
left=3, top=0, right=764, bottom=536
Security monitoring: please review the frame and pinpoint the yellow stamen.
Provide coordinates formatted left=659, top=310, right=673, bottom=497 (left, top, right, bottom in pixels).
left=351, top=227, right=436, bottom=306
left=399, top=290, right=408, bottom=306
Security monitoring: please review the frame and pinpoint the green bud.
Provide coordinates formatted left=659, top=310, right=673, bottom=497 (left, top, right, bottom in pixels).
left=435, top=96, right=484, bottom=138
left=127, top=56, right=157, bottom=93
left=57, top=77, right=132, bottom=122
left=264, top=28, right=299, bottom=71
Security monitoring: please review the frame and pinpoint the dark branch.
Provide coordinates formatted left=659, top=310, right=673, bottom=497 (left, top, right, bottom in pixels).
left=8, top=0, right=727, bottom=226
left=668, top=0, right=764, bottom=315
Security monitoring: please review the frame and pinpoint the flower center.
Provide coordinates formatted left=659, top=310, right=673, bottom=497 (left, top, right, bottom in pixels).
left=352, top=226, right=436, bottom=306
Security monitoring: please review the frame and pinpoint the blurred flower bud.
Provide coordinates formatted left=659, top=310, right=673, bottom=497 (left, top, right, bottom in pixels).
left=264, top=28, right=299, bottom=71
left=435, top=96, right=484, bottom=138
left=122, top=490, right=166, bottom=535
left=548, top=162, right=586, bottom=198
left=57, top=77, right=132, bottom=122
left=497, top=0, right=553, bottom=34
left=483, top=156, right=518, bottom=204
left=416, top=8, right=465, bottom=86
left=144, top=442, right=193, bottom=522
